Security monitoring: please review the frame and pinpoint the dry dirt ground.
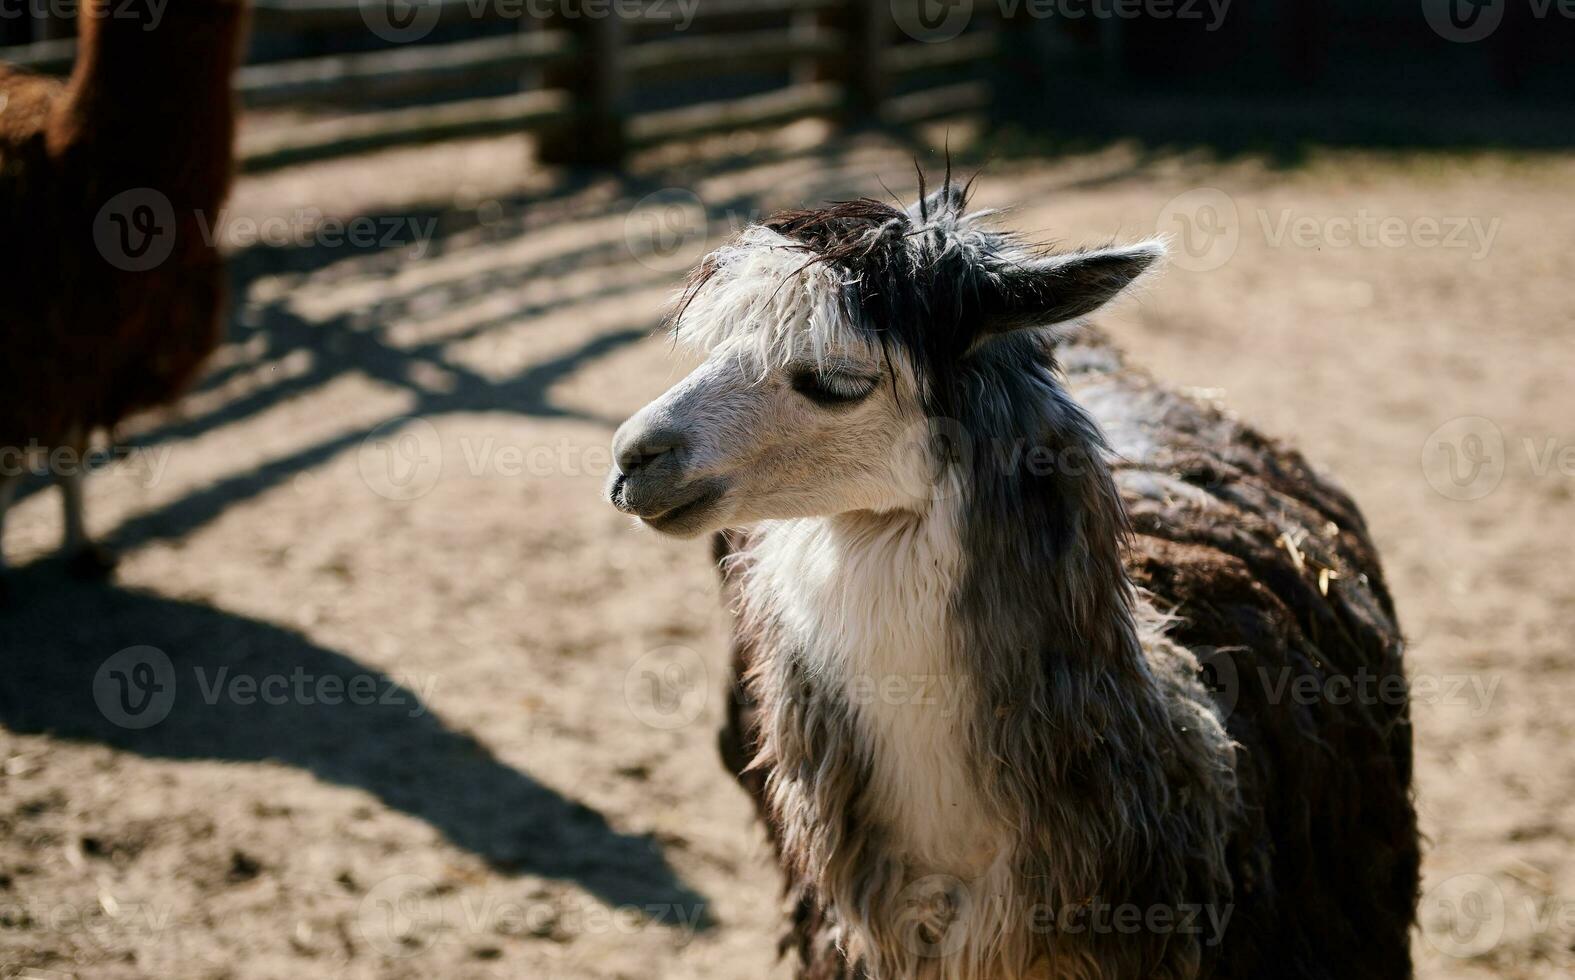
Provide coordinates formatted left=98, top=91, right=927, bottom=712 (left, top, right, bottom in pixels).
left=1, top=120, right=1572, bottom=979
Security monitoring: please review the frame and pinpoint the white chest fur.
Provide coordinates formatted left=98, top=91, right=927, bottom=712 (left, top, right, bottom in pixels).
left=746, top=511, right=1006, bottom=875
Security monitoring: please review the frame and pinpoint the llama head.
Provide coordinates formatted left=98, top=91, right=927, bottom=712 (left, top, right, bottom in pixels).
left=607, top=182, right=1162, bottom=538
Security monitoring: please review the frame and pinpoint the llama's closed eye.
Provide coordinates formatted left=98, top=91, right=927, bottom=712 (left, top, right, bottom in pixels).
left=789, top=368, right=878, bottom=407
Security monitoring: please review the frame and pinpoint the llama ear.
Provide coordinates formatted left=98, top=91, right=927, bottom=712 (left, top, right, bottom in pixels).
left=980, top=241, right=1164, bottom=334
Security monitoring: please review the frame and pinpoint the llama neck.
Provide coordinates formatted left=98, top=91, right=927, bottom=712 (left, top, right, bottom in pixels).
left=56, top=1, right=246, bottom=193
left=748, top=504, right=1004, bottom=876
left=750, top=508, right=962, bottom=676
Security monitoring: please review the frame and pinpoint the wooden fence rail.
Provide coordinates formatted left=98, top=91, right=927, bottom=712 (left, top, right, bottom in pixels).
left=0, top=0, right=1000, bottom=173
left=237, top=30, right=577, bottom=108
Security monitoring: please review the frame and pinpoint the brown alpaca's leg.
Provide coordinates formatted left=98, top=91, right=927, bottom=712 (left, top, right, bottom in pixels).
left=57, top=430, right=118, bottom=579
left=0, top=469, right=19, bottom=602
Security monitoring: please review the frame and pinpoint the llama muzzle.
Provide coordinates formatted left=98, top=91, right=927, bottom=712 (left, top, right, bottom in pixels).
left=607, top=418, right=727, bottom=536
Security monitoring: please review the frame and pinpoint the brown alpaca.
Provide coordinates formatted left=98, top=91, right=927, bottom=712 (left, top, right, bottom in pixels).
left=0, top=0, right=247, bottom=591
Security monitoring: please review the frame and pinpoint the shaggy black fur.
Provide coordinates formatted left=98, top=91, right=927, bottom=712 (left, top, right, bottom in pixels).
left=709, top=184, right=1418, bottom=978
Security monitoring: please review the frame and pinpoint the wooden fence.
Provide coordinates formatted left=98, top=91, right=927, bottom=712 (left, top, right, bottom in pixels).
left=0, top=0, right=1003, bottom=173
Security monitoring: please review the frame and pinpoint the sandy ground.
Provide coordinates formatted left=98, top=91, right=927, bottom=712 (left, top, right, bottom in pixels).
left=1, top=120, right=1572, bottom=979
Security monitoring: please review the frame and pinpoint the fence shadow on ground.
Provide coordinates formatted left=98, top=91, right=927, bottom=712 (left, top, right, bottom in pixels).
left=0, top=571, right=713, bottom=923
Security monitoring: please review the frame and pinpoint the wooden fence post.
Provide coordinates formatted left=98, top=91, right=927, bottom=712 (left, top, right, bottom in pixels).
left=995, top=0, right=1043, bottom=124
left=537, top=5, right=626, bottom=165
left=791, top=1, right=820, bottom=88
left=815, top=0, right=885, bottom=124
left=846, top=0, right=885, bottom=118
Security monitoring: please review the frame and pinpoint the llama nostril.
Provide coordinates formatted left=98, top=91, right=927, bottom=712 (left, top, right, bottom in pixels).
left=616, top=431, right=683, bottom=474
left=626, top=445, right=672, bottom=472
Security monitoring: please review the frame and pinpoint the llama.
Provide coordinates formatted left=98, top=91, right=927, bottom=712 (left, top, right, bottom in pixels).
left=0, top=0, right=247, bottom=593
left=608, top=183, right=1418, bottom=978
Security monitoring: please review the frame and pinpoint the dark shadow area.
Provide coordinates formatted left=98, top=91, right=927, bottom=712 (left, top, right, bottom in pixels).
left=980, top=4, right=1575, bottom=167
left=986, top=94, right=1575, bottom=171
left=0, top=570, right=711, bottom=925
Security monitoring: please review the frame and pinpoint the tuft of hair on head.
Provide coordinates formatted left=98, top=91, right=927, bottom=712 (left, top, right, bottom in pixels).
left=664, top=162, right=1165, bottom=369
left=905, top=153, right=982, bottom=231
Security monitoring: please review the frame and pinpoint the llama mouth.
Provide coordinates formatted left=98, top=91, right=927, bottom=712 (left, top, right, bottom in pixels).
left=635, top=483, right=725, bottom=535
